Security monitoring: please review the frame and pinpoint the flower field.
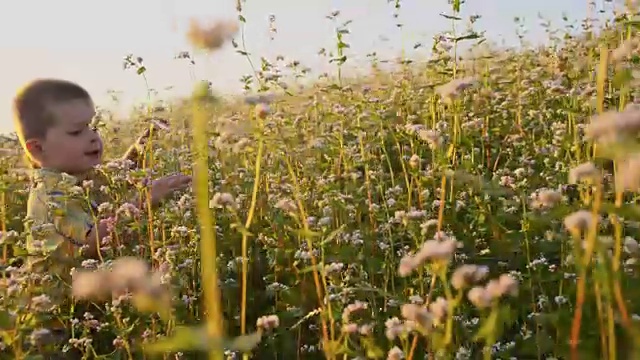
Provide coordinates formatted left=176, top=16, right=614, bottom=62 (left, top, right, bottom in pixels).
left=4, top=1, right=640, bottom=359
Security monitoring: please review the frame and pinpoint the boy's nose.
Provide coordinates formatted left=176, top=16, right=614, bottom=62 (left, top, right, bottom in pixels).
left=89, top=132, right=100, bottom=143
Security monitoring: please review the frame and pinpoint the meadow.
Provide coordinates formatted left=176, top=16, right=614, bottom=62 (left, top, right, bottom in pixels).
left=4, top=1, right=640, bottom=359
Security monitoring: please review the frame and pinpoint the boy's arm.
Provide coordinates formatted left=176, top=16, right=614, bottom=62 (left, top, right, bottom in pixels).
left=80, top=229, right=99, bottom=258
left=48, top=192, right=143, bottom=260
left=83, top=193, right=145, bottom=259
left=83, top=220, right=112, bottom=258
left=119, top=119, right=169, bottom=168
left=120, top=134, right=146, bottom=168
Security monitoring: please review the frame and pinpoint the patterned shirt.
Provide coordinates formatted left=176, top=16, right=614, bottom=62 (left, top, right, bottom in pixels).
left=24, top=169, right=99, bottom=284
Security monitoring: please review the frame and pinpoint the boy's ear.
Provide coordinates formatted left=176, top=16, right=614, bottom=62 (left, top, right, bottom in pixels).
left=24, top=138, right=44, bottom=161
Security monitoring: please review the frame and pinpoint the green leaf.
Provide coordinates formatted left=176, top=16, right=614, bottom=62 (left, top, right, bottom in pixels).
left=322, top=340, right=342, bottom=358
left=600, top=203, right=640, bottom=221
left=292, top=228, right=321, bottom=239
left=361, top=337, right=384, bottom=359
left=593, top=141, right=640, bottom=160
left=453, top=0, right=461, bottom=12
left=320, top=224, right=346, bottom=246
left=343, top=285, right=387, bottom=296
left=11, top=246, right=27, bottom=257
left=474, top=309, right=498, bottom=342
left=429, top=331, right=446, bottom=351
left=136, top=66, right=147, bottom=75
left=439, top=13, right=462, bottom=20
left=453, top=33, right=482, bottom=42
left=145, top=326, right=264, bottom=354
left=532, top=312, right=560, bottom=327
left=289, top=308, right=321, bottom=330
left=0, top=311, right=14, bottom=330
left=298, top=263, right=322, bottom=274
left=132, top=293, right=172, bottom=321
left=228, top=332, right=263, bottom=353
left=231, top=223, right=253, bottom=237
left=474, top=305, right=513, bottom=344
left=144, top=326, right=213, bottom=353
left=613, top=67, right=634, bottom=88
left=624, top=15, right=640, bottom=27
left=494, top=305, right=514, bottom=339
left=192, top=81, right=213, bottom=100
left=524, top=205, right=574, bottom=229
left=446, top=170, right=512, bottom=197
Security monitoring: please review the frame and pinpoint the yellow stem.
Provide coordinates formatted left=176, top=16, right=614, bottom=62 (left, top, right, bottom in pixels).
left=241, top=117, right=265, bottom=360
left=192, top=97, right=224, bottom=360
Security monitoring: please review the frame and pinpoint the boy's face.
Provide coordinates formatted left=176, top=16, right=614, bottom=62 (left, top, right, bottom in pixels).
left=31, top=98, right=103, bottom=175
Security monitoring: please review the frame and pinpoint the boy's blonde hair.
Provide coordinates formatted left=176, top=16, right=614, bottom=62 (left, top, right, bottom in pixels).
left=12, top=79, right=91, bottom=165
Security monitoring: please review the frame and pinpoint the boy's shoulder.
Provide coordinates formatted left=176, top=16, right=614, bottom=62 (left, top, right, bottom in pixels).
left=31, top=168, right=79, bottom=191
left=26, top=169, right=83, bottom=219
left=25, top=168, right=93, bottom=258
left=23, top=169, right=85, bottom=282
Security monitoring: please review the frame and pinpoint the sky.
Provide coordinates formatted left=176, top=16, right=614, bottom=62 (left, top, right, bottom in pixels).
left=0, top=0, right=615, bottom=134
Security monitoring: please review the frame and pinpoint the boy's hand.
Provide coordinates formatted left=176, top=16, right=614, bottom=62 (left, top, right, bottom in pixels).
left=136, top=119, right=170, bottom=148
left=150, top=173, right=192, bottom=205
left=121, top=119, right=170, bottom=166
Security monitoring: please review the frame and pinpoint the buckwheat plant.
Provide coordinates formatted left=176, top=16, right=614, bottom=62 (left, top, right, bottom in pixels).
left=5, top=0, right=640, bottom=359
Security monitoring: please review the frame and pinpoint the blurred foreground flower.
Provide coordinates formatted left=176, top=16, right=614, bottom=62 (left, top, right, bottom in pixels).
left=584, top=108, right=640, bottom=144
left=436, top=76, right=478, bottom=104
left=467, top=274, right=518, bottom=309
left=187, top=18, right=239, bottom=51
left=417, top=129, right=443, bottom=149
left=256, top=314, right=280, bottom=331
left=400, top=303, right=433, bottom=329
left=72, top=256, right=172, bottom=318
left=610, top=38, right=640, bottom=63
left=564, top=210, right=596, bottom=235
left=255, top=103, right=271, bottom=119
left=530, top=188, right=562, bottom=210
left=387, top=346, right=404, bottom=360
left=397, top=234, right=461, bottom=277
left=210, top=192, right=237, bottom=209
left=244, top=93, right=275, bottom=105
left=451, top=264, right=489, bottom=290
left=615, top=153, right=640, bottom=192
left=568, top=162, right=599, bottom=184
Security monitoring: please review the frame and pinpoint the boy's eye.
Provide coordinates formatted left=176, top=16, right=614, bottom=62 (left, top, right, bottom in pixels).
left=68, top=124, right=97, bottom=136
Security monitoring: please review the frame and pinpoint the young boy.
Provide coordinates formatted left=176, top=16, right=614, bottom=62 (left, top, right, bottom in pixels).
left=13, top=79, right=191, bottom=356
